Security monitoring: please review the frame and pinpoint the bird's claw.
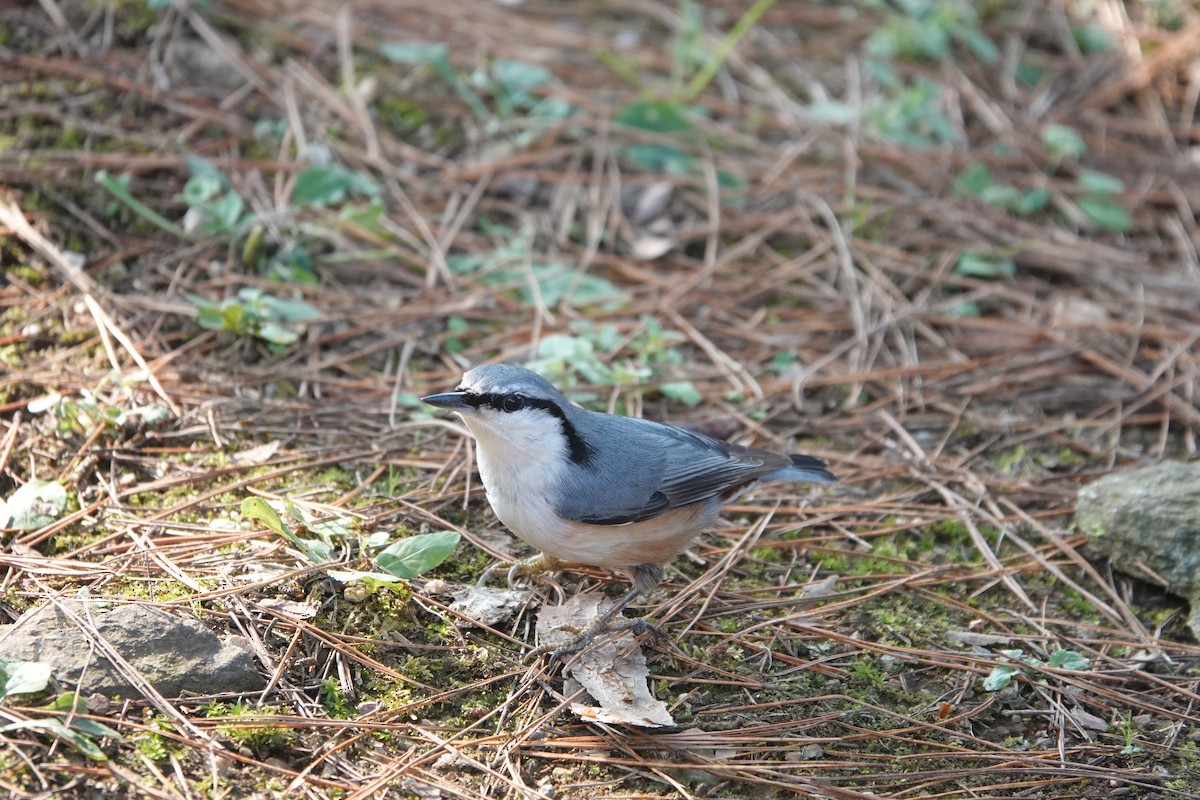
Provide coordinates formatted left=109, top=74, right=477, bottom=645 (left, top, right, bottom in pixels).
left=477, top=553, right=564, bottom=588
left=523, top=617, right=660, bottom=663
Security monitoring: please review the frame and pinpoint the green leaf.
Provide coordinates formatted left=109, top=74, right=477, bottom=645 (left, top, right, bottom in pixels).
left=264, top=246, right=318, bottom=285
left=621, top=144, right=693, bottom=174
left=337, top=200, right=387, bottom=236
left=374, top=531, right=461, bottom=580
left=492, top=60, right=552, bottom=95
left=0, top=718, right=111, bottom=761
left=537, top=334, right=592, bottom=361
left=955, top=252, right=1015, bottom=279
left=953, top=163, right=992, bottom=197
left=807, top=100, right=858, bottom=125
left=44, top=694, right=123, bottom=738
left=1076, top=170, right=1125, bottom=195
left=1078, top=195, right=1131, bottom=232
left=4, top=480, right=68, bottom=531
left=242, top=497, right=287, bottom=537
left=1048, top=650, right=1089, bottom=670
left=188, top=294, right=225, bottom=330
left=659, top=381, right=703, bottom=407
left=0, top=660, right=52, bottom=699
left=945, top=301, right=980, bottom=317
left=1041, top=124, right=1086, bottom=160
left=963, top=30, right=999, bottom=64
left=979, top=184, right=1022, bottom=210
left=1015, top=61, right=1045, bottom=88
left=535, top=269, right=626, bottom=308
left=484, top=263, right=626, bottom=309
left=327, top=571, right=407, bottom=592
left=1014, top=187, right=1050, bottom=216
left=1073, top=25, right=1114, bottom=54
left=378, top=42, right=449, bottom=64
left=378, top=42, right=489, bottom=119
left=179, top=173, right=223, bottom=206
left=770, top=349, right=796, bottom=374
left=292, top=165, right=380, bottom=207
left=95, top=171, right=190, bottom=240
left=983, top=665, right=1020, bottom=691
left=258, top=294, right=321, bottom=322
left=615, top=101, right=692, bottom=133
left=203, top=192, right=246, bottom=233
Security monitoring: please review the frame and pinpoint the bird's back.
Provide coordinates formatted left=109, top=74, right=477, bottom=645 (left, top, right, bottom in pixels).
left=553, top=407, right=831, bottom=525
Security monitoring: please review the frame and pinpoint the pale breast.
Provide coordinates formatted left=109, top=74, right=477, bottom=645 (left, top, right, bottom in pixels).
left=486, top=482, right=720, bottom=570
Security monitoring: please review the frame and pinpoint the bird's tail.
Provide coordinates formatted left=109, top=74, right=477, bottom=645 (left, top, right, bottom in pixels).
left=763, top=454, right=837, bottom=485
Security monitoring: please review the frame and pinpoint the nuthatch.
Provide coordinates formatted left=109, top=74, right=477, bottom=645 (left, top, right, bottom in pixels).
left=424, top=364, right=835, bottom=656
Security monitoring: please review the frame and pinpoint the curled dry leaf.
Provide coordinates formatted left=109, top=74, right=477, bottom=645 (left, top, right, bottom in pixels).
left=536, top=593, right=674, bottom=728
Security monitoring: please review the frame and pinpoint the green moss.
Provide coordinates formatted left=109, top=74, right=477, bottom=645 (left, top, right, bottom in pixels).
left=205, top=701, right=296, bottom=748
left=133, top=713, right=180, bottom=764
left=376, top=96, right=429, bottom=132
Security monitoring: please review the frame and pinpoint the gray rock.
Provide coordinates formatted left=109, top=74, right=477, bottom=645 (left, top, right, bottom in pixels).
left=1077, top=461, right=1200, bottom=637
left=0, top=601, right=263, bottom=698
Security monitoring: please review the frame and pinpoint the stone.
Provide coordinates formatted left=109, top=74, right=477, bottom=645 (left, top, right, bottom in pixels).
left=1077, top=461, right=1200, bottom=637
left=0, top=601, right=263, bottom=698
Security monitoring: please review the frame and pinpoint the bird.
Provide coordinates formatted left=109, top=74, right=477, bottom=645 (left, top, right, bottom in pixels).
left=422, top=363, right=835, bottom=657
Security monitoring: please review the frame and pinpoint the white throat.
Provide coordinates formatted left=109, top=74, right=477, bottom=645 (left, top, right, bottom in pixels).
left=461, top=410, right=569, bottom=520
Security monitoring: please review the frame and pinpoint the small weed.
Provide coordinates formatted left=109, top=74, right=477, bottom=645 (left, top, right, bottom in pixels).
left=241, top=496, right=460, bottom=592
left=319, top=678, right=355, bottom=718
left=1115, top=710, right=1143, bottom=755
left=526, top=316, right=702, bottom=409
left=982, top=647, right=1090, bottom=691
left=954, top=163, right=1049, bottom=218
left=955, top=123, right=1130, bottom=232
left=851, top=657, right=888, bottom=690
left=611, top=0, right=774, bottom=197
left=189, top=287, right=320, bottom=350
left=852, top=0, right=1004, bottom=148
left=132, top=713, right=178, bottom=764
left=0, top=694, right=121, bottom=762
left=205, top=701, right=294, bottom=748
left=98, top=154, right=382, bottom=302
left=377, top=44, right=575, bottom=145
left=448, top=222, right=625, bottom=310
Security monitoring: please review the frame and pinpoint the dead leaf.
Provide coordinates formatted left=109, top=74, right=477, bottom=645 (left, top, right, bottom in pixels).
left=1068, top=704, right=1109, bottom=732
left=628, top=233, right=676, bottom=261
left=231, top=441, right=281, bottom=466
left=445, top=584, right=530, bottom=628
left=623, top=181, right=673, bottom=225
left=800, top=574, right=839, bottom=601
left=537, top=593, right=675, bottom=728
left=946, top=630, right=1015, bottom=647
left=255, top=598, right=318, bottom=619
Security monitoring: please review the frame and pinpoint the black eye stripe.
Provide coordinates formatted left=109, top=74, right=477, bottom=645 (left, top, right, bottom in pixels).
left=463, top=392, right=530, bottom=413
left=459, top=390, right=595, bottom=466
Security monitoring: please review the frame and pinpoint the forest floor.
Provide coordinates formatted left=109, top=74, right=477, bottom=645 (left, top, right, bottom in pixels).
left=2, top=1, right=1200, bottom=798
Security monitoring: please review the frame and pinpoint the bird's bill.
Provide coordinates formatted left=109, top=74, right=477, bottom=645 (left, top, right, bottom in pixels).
left=421, top=391, right=470, bottom=411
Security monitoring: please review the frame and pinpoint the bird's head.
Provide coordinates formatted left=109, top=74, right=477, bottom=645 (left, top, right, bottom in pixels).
left=423, top=364, right=592, bottom=464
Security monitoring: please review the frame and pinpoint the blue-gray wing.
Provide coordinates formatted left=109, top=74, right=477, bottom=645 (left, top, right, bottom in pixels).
left=553, top=412, right=799, bottom=525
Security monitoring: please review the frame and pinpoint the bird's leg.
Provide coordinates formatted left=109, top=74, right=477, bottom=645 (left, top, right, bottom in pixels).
left=525, top=564, right=664, bottom=660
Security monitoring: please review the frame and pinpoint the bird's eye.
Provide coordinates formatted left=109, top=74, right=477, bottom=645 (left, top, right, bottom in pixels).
left=501, top=394, right=525, bottom=412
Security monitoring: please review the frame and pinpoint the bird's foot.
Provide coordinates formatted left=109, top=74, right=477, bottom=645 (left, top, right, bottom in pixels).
left=477, top=552, right=566, bottom=588
left=523, top=616, right=660, bottom=663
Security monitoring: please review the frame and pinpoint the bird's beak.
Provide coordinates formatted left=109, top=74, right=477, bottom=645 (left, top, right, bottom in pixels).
left=422, top=391, right=470, bottom=411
